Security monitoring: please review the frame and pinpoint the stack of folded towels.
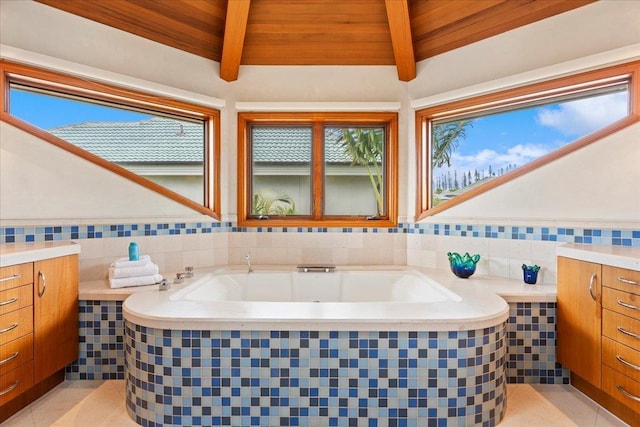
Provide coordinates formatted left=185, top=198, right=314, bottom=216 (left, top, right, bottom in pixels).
left=108, top=255, right=163, bottom=288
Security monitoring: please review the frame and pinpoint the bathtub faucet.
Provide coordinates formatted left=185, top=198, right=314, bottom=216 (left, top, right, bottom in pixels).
left=174, top=266, right=194, bottom=284
left=245, top=254, right=253, bottom=273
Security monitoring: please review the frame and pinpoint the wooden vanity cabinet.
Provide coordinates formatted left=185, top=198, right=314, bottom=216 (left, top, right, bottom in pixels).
left=557, top=256, right=602, bottom=387
left=558, top=256, right=640, bottom=425
left=601, top=265, right=640, bottom=412
left=0, top=255, right=78, bottom=421
left=0, top=263, right=34, bottom=407
left=33, top=256, right=78, bottom=383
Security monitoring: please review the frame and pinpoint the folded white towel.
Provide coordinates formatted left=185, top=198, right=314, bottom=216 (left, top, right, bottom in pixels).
left=109, top=263, right=159, bottom=279
left=108, top=274, right=163, bottom=289
left=112, top=255, right=151, bottom=269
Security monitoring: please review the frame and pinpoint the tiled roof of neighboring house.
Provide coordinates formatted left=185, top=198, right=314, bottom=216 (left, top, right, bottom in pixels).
left=49, top=117, right=203, bottom=163
left=251, top=127, right=352, bottom=164
left=49, top=118, right=358, bottom=164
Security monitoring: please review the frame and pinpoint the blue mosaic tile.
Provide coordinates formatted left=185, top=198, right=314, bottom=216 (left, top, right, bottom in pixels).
left=124, top=323, right=508, bottom=426
left=506, top=302, right=569, bottom=384
left=66, top=300, right=126, bottom=380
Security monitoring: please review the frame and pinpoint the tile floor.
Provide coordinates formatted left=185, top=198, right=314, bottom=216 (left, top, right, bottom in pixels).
left=1, top=380, right=629, bottom=427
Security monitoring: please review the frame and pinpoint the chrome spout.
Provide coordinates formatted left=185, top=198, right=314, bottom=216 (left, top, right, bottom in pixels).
left=245, top=254, right=253, bottom=273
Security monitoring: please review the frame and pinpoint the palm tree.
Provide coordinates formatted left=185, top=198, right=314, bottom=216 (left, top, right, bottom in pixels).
left=432, top=120, right=473, bottom=168
left=252, top=190, right=295, bottom=217
left=336, top=128, right=384, bottom=215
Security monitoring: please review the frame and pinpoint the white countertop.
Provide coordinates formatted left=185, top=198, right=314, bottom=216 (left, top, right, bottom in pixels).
left=0, top=241, right=81, bottom=267
left=556, top=243, right=640, bottom=271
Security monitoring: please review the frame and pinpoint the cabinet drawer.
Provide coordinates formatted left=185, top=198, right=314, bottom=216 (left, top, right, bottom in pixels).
left=0, top=307, right=33, bottom=343
left=603, top=287, right=640, bottom=320
left=604, top=265, right=640, bottom=294
left=0, top=264, right=33, bottom=292
left=0, top=360, right=33, bottom=406
left=603, top=364, right=640, bottom=413
left=0, top=284, right=33, bottom=316
left=604, top=309, right=640, bottom=350
left=603, top=336, right=640, bottom=382
left=0, top=334, right=33, bottom=376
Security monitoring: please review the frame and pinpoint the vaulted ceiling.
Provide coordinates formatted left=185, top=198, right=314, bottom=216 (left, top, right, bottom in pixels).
left=34, top=0, right=595, bottom=82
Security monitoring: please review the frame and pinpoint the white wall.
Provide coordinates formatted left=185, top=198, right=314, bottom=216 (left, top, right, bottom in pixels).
left=1, top=1, right=639, bottom=282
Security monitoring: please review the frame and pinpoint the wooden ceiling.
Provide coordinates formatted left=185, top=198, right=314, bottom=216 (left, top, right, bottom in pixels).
left=35, top=0, right=595, bottom=82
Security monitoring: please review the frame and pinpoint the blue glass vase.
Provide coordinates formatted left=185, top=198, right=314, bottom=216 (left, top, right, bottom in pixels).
left=522, top=264, right=540, bottom=284
left=447, top=252, right=480, bottom=278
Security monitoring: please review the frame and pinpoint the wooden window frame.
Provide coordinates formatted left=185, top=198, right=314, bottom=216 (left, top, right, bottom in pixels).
left=238, top=111, right=398, bottom=227
left=0, top=60, right=221, bottom=219
left=415, top=60, right=640, bottom=221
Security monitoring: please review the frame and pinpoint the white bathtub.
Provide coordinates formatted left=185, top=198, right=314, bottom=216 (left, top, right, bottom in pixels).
left=123, top=267, right=509, bottom=331
left=171, top=270, right=462, bottom=303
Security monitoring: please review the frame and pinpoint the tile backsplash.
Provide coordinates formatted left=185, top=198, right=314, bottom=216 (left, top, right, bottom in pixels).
left=1, top=222, right=638, bottom=283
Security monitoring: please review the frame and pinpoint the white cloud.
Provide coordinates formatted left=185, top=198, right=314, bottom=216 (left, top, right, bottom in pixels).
left=536, top=92, right=628, bottom=136
left=433, top=143, right=552, bottom=183
left=452, top=143, right=550, bottom=170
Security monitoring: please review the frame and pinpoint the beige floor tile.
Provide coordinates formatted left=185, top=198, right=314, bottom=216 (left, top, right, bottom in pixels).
left=595, top=408, right=631, bottom=427
left=7, top=381, right=103, bottom=427
left=48, top=381, right=135, bottom=427
left=2, top=380, right=631, bottom=427
left=500, top=384, right=598, bottom=426
left=2, top=409, right=35, bottom=427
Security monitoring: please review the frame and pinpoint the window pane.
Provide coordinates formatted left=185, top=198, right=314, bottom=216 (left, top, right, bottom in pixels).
left=10, top=86, right=206, bottom=204
left=250, top=126, right=311, bottom=216
left=324, top=127, right=385, bottom=216
left=431, top=85, right=629, bottom=207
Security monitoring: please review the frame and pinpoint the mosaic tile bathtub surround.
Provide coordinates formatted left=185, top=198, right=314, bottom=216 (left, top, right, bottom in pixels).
left=1, top=222, right=639, bottom=247
left=125, top=322, right=507, bottom=427
left=65, top=300, right=569, bottom=387
left=506, top=302, right=569, bottom=385
left=66, top=300, right=126, bottom=380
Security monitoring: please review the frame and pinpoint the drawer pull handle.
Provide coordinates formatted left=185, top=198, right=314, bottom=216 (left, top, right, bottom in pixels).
left=617, top=326, right=640, bottom=340
left=0, top=351, right=19, bottom=365
left=589, top=273, right=597, bottom=301
left=0, top=274, right=21, bottom=283
left=616, top=355, right=640, bottom=371
left=618, top=277, right=639, bottom=286
left=0, top=297, right=18, bottom=307
left=0, top=380, right=19, bottom=396
left=616, top=384, right=640, bottom=402
left=37, top=270, right=46, bottom=298
left=0, top=322, right=18, bottom=334
left=618, top=300, right=640, bottom=311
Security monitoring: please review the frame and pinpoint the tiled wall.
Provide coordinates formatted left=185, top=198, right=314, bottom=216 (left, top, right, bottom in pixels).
left=66, top=300, right=125, bottom=380
left=1, top=221, right=638, bottom=284
left=506, top=302, right=569, bottom=384
left=124, top=321, right=507, bottom=427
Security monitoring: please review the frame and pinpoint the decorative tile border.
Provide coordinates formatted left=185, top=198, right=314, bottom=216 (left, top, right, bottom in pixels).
left=1, top=222, right=639, bottom=246
left=407, top=224, right=640, bottom=247
left=505, top=302, right=569, bottom=385
left=125, top=322, right=507, bottom=427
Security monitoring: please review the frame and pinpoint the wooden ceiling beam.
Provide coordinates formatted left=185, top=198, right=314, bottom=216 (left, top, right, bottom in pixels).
left=384, top=0, right=416, bottom=82
left=220, top=0, right=250, bottom=82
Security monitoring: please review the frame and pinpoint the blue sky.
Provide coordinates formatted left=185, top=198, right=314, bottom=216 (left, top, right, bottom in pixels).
left=10, top=88, right=150, bottom=130
left=434, top=91, right=629, bottom=184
